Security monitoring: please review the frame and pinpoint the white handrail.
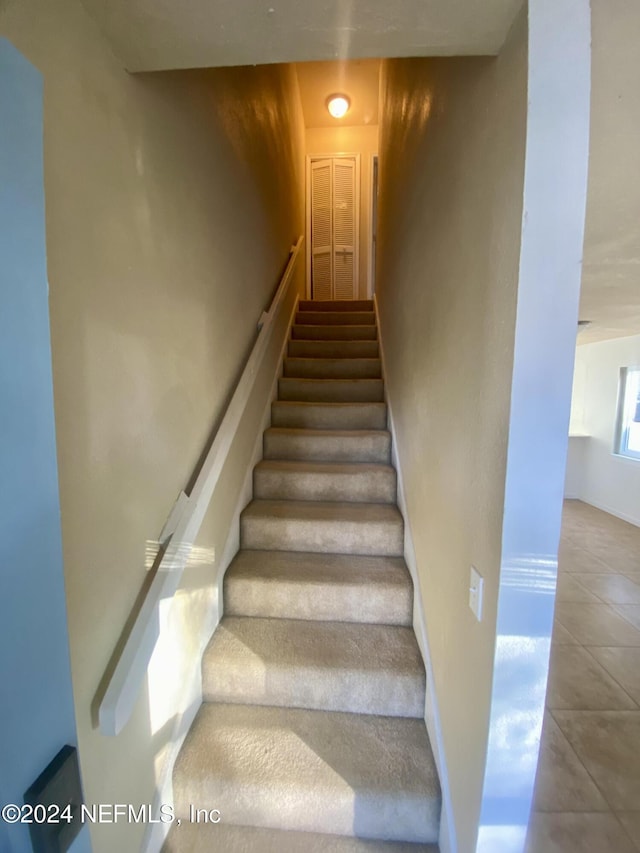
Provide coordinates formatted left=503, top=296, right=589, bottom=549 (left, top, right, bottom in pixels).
left=99, top=236, right=304, bottom=736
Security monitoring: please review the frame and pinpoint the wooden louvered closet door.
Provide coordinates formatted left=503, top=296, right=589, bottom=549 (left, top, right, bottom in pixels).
left=310, top=157, right=357, bottom=300
left=331, top=159, right=356, bottom=300
left=311, top=160, right=333, bottom=300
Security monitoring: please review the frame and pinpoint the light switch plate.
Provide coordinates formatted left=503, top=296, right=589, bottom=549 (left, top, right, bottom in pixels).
left=469, top=565, right=484, bottom=621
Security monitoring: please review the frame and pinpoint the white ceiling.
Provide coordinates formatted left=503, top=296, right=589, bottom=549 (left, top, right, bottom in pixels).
left=296, top=60, right=380, bottom=128
left=578, top=0, right=640, bottom=344
left=79, top=0, right=523, bottom=72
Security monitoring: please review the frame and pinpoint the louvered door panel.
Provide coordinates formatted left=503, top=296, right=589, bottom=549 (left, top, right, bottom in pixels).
left=332, top=159, right=356, bottom=300
left=334, top=251, right=355, bottom=300
left=310, top=156, right=357, bottom=300
left=311, top=160, right=333, bottom=300
left=312, top=254, right=332, bottom=301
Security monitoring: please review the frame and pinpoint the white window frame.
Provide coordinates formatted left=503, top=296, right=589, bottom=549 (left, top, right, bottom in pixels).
left=614, top=365, right=640, bottom=461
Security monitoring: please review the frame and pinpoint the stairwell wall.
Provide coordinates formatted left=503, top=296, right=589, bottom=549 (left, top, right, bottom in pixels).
left=375, top=10, right=528, bottom=853
left=0, top=1, right=306, bottom=850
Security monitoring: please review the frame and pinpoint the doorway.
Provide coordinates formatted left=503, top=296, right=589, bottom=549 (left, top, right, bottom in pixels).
left=306, top=154, right=360, bottom=301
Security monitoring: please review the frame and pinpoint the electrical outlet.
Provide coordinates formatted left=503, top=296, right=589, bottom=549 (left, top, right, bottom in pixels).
left=469, top=565, right=484, bottom=621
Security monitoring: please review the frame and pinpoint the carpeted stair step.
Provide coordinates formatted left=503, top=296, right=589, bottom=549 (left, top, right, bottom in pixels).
left=172, top=703, right=441, bottom=843
left=162, top=821, right=438, bottom=853
left=299, top=299, right=374, bottom=312
left=254, top=460, right=396, bottom=503
left=202, top=616, right=425, bottom=717
left=223, top=550, right=413, bottom=625
left=271, top=401, right=387, bottom=431
left=240, top=499, right=404, bottom=556
left=296, top=311, right=376, bottom=326
left=163, top=823, right=439, bottom=852
left=288, top=339, right=380, bottom=359
left=291, top=324, right=377, bottom=341
left=284, top=357, right=382, bottom=380
left=263, top=428, right=391, bottom=464
left=279, top=377, right=384, bottom=403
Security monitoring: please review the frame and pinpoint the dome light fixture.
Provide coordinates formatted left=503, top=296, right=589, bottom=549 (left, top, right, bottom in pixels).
left=326, top=94, right=350, bottom=119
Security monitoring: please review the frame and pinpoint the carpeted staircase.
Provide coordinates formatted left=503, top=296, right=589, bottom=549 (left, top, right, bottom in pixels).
left=164, top=300, right=441, bottom=852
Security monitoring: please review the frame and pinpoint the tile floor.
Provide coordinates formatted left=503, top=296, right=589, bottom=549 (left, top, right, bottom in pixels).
left=526, top=500, right=640, bottom=853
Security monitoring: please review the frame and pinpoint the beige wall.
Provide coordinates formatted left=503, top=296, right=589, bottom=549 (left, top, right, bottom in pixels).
left=376, top=12, right=527, bottom=853
left=0, top=0, right=305, bottom=849
left=306, top=125, right=378, bottom=300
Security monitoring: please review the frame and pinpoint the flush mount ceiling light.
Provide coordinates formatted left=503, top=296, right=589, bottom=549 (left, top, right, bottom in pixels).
left=326, top=94, right=350, bottom=119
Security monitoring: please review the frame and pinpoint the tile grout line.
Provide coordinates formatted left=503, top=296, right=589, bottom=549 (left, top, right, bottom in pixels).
left=614, top=812, right=640, bottom=853
left=548, top=647, right=640, bottom=818
left=545, top=707, right=628, bottom=818
left=580, top=644, right=640, bottom=711
left=536, top=710, right=610, bottom=814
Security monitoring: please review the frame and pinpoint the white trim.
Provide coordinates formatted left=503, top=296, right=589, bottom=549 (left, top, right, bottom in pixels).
left=479, top=0, right=591, bottom=844
left=353, top=155, right=361, bottom=300
left=141, top=297, right=298, bottom=853
left=305, top=161, right=312, bottom=299
left=367, top=154, right=378, bottom=300
left=158, top=490, right=189, bottom=545
left=374, top=294, right=457, bottom=853
left=576, top=497, right=640, bottom=529
left=98, top=237, right=304, bottom=737
left=306, top=153, right=360, bottom=301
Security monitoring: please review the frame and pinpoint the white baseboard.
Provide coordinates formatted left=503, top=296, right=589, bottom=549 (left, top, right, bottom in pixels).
left=577, top=496, right=640, bottom=529
left=142, top=294, right=300, bottom=853
left=374, top=296, right=457, bottom=853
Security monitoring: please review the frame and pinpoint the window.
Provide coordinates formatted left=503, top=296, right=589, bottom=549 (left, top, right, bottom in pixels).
left=615, top=366, right=640, bottom=460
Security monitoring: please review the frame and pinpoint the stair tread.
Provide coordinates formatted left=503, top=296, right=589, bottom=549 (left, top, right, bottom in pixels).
left=292, top=325, right=377, bottom=330
left=226, top=549, right=410, bottom=587
left=243, top=499, right=402, bottom=524
left=278, top=378, right=385, bottom=403
left=203, top=617, right=425, bottom=716
left=256, top=459, right=395, bottom=476
left=283, top=357, right=382, bottom=380
left=280, top=377, right=382, bottom=384
left=266, top=426, right=390, bottom=439
left=271, top=401, right=387, bottom=430
left=288, top=340, right=380, bottom=359
left=173, top=703, right=441, bottom=841
left=242, top=499, right=402, bottom=556
left=299, top=300, right=374, bottom=312
left=163, top=822, right=437, bottom=852
left=292, top=324, right=378, bottom=335
left=264, top=427, right=390, bottom=465
left=296, top=311, right=376, bottom=325
left=273, top=401, right=387, bottom=411
left=205, top=616, right=424, bottom=678
left=274, top=401, right=386, bottom=408
left=255, top=459, right=396, bottom=498
left=224, top=550, right=412, bottom=625
left=285, top=357, right=381, bottom=365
